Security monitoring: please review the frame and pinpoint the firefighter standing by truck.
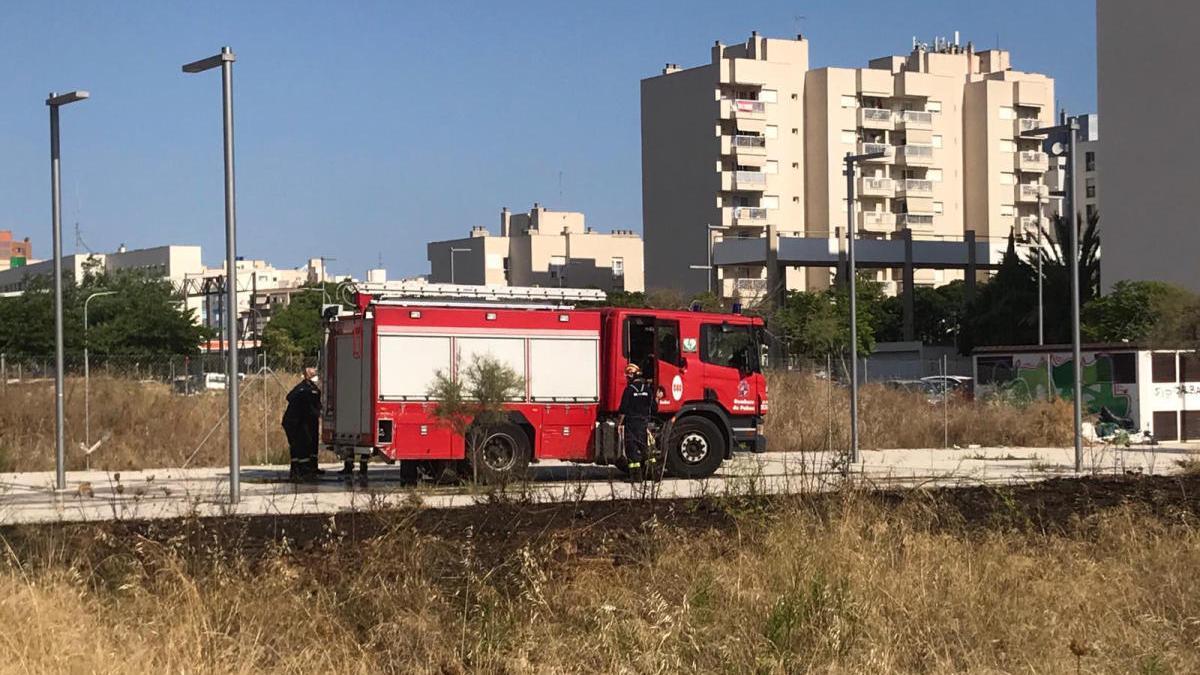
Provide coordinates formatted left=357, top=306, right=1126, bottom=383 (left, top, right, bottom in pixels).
left=618, top=363, right=659, bottom=482
left=283, top=367, right=323, bottom=482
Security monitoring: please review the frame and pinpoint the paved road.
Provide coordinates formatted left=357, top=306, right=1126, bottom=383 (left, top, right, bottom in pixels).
left=0, top=444, right=1193, bottom=525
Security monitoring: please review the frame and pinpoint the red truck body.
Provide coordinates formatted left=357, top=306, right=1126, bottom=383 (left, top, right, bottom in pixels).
left=322, top=292, right=768, bottom=479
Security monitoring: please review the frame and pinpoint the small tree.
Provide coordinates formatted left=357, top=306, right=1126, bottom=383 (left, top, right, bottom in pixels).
left=427, top=353, right=525, bottom=482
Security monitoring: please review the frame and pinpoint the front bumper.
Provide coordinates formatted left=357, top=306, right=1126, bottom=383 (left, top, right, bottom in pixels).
left=732, top=417, right=767, bottom=453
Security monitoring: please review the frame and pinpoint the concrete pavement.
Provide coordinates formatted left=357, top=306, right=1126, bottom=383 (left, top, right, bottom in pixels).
left=0, top=444, right=1194, bottom=525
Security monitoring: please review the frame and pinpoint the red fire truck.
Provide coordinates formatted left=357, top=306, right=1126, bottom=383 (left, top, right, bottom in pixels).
left=321, top=283, right=769, bottom=481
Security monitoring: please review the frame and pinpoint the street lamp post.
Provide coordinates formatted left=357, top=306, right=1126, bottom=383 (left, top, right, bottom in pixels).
left=844, top=148, right=890, bottom=467
left=83, top=290, right=116, bottom=452
left=1021, top=114, right=1083, bottom=473
left=47, top=90, right=89, bottom=491
left=688, top=223, right=724, bottom=295
left=449, top=247, right=469, bottom=284
left=183, top=47, right=242, bottom=503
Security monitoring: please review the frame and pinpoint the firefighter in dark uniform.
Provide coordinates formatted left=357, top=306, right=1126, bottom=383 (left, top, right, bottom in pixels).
left=618, top=363, right=659, bottom=482
left=283, top=367, right=323, bottom=482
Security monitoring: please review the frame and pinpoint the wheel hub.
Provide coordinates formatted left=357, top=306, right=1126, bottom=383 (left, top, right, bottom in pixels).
left=679, top=432, right=709, bottom=464
left=481, top=433, right=517, bottom=472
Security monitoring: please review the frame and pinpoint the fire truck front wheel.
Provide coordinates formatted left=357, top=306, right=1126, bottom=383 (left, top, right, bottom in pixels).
left=664, top=416, right=726, bottom=479
left=469, top=423, right=531, bottom=484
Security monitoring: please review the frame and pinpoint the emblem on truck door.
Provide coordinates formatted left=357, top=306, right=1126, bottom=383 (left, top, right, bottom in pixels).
left=672, top=374, right=684, bottom=401
left=682, top=337, right=698, bottom=352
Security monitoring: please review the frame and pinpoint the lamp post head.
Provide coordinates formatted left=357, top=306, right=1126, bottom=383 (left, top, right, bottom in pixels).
left=46, top=91, right=89, bottom=107
left=182, top=47, right=237, bottom=74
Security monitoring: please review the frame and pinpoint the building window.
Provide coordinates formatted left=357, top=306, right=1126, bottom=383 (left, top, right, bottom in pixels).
left=932, top=134, right=943, bottom=148
left=840, top=95, right=858, bottom=108
left=926, top=100, right=942, bottom=113
left=1086, top=204, right=1096, bottom=220
left=761, top=195, right=779, bottom=209
left=791, top=93, right=798, bottom=100
left=933, top=201, right=944, bottom=214
left=764, top=160, right=779, bottom=174
left=1085, top=151, right=1096, bottom=172
left=792, top=196, right=800, bottom=202
left=1182, top=353, right=1200, bottom=382
left=928, top=168, right=943, bottom=182
left=791, top=128, right=798, bottom=134
left=999, top=204, right=1015, bottom=217
left=759, top=89, right=778, bottom=103
left=998, top=106, right=1015, bottom=120
left=791, top=162, right=799, bottom=169
left=1152, top=353, right=1177, bottom=383
left=1086, top=178, right=1096, bottom=198
left=611, top=257, right=624, bottom=277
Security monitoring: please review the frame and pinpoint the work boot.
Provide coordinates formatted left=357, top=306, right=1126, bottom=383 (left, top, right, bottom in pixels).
left=627, top=462, right=644, bottom=484
left=645, top=457, right=662, bottom=483
left=290, top=467, right=319, bottom=484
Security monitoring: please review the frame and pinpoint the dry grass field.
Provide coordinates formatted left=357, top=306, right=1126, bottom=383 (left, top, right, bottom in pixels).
left=0, top=372, right=1074, bottom=472
left=0, top=477, right=1197, bottom=674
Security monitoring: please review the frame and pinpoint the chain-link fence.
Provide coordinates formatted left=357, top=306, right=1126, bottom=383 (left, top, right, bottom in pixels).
left=0, top=352, right=302, bottom=473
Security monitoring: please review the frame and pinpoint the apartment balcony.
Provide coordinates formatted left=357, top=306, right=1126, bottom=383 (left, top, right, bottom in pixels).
left=897, top=110, right=933, bottom=130
left=1016, top=118, right=1041, bottom=135
left=1017, top=150, right=1049, bottom=173
left=722, top=170, right=768, bottom=192
left=897, top=144, right=934, bottom=166
left=858, top=107, right=893, bottom=130
left=897, top=213, right=935, bottom=230
left=1018, top=215, right=1047, bottom=236
left=722, top=98, right=766, bottom=121
left=858, top=142, right=892, bottom=163
left=858, top=176, right=895, bottom=197
left=897, top=178, right=933, bottom=196
left=1016, top=183, right=1048, bottom=203
left=734, top=206, right=769, bottom=224
left=730, top=134, right=767, bottom=157
left=859, top=210, right=896, bottom=233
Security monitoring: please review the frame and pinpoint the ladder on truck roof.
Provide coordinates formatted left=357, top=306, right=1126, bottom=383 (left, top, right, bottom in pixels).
left=352, top=282, right=607, bottom=309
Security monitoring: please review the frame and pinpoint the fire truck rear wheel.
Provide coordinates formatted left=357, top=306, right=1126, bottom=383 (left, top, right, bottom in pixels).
left=664, top=416, right=725, bottom=479
left=470, top=424, right=530, bottom=484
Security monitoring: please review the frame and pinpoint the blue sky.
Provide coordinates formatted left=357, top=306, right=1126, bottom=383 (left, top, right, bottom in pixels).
left=0, top=0, right=1096, bottom=279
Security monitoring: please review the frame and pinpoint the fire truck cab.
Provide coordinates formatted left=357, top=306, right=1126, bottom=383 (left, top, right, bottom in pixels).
left=321, top=283, right=768, bottom=481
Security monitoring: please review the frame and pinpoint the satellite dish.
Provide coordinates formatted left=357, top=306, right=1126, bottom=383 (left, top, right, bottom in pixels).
left=1050, top=141, right=1066, bottom=156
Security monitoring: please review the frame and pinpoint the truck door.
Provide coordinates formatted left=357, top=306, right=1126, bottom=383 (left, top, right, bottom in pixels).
left=653, top=318, right=684, bottom=414
left=699, top=321, right=760, bottom=416
left=622, top=315, right=682, bottom=413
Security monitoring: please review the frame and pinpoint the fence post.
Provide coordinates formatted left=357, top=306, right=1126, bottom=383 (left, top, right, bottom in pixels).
left=942, top=354, right=949, bottom=449
left=1, top=352, right=5, bottom=392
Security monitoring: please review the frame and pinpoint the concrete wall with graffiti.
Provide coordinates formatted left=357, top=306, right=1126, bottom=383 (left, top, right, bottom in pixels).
left=974, top=350, right=1139, bottom=424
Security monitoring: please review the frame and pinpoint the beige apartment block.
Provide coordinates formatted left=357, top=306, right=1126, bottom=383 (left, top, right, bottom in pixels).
left=427, top=204, right=644, bottom=292
left=642, top=32, right=808, bottom=299
left=643, top=33, right=1055, bottom=299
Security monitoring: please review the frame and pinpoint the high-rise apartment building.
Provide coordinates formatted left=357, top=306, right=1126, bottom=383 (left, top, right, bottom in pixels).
left=642, top=33, right=1055, bottom=298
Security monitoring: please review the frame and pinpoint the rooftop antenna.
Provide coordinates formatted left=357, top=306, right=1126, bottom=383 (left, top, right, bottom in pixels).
left=558, top=170, right=564, bottom=202
left=793, top=15, right=807, bottom=37
left=74, top=223, right=95, bottom=255
left=377, top=251, right=384, bottom=268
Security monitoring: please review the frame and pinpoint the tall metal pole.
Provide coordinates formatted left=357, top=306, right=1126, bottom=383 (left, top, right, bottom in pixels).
left=1066, top=115, right=1083, bottom=473
left=185, top=48, right=240, bottom=502
left=49, top=101, right=66, bottom=490
left=47, top=91, right=88, bottom=491
left=844, top=155, right=860, bottom=466
left=220, top=49, right=241, bottom=502
left=1036, top=195, right=1044, bottom=346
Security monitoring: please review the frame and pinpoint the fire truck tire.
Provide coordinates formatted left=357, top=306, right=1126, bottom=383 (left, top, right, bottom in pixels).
left=664, top=416, right=725, bottom=479
left=469, top=423, right=531, bottom=484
